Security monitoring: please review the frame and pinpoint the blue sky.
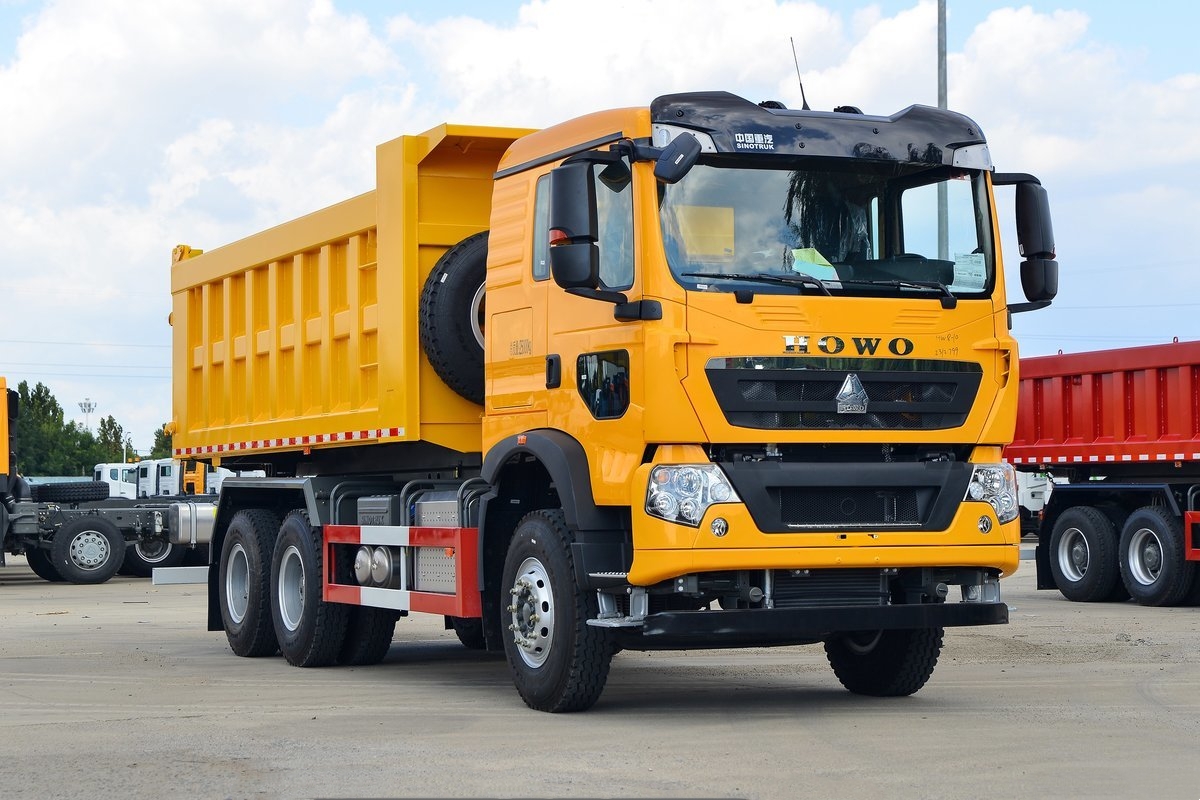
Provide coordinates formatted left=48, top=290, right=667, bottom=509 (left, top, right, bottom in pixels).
left=1, top=0, right=1198, bottom=453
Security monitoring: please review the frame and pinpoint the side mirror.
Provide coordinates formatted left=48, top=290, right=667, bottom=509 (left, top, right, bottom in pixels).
left=654, top=132, right=702, bottom=184
left=1015, top=181, right=1055, bottom=261
left=994, top=173, right=1058, bottom=311
left=1020, top=257, right=1058, bottom=303
left=549, top=161, right=600, bottom=290
left=549, top=161, right=597, bottom=242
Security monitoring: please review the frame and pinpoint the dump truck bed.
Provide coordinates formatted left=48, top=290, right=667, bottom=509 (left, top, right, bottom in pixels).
left=169, top=124, right=531, bottom=460
left=1007, top=340, right=1200, bottom=467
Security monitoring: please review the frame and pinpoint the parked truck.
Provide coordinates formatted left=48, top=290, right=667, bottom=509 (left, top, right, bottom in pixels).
left=1008, top=340, right=1200, bottom=606
left=166, top=90, right=1058, bottom=711
left=1, top=378, right=216, bottom=582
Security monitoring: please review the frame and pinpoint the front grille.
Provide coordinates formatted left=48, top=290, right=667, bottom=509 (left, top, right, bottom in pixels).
left=771, top=569, right=889, bottom=608
left=707, top=357, right=982, bottom=431
left=721, top=459, right=970, bottom=533
left=777, top=486, right=923, bottom=528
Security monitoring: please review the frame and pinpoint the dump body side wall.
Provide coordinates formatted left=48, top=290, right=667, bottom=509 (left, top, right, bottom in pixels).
left=1008, top=340, right=1200, bottom=472
left=170, top=125, right=533, bottom=465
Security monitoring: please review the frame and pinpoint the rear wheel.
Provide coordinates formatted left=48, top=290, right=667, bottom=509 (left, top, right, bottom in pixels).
left=824, top=627, right=943, bottom=697
left=51, top=517, right=125, bottom=584
left=271, top=510, right=348, bottom=667
left=121, top=537, right=187, bottom=577
left=1048, top=506, right=1122, bottom=602
left=501, top=509, right=613, bottom=712
left=1119, top=506, right=1195, bottom=607
left=449, top=616, right=488, bottom=650
left=219, top=509, right=280, bottom=657
left=337, top=607, right=397, bottom=666
left=25, top=547, right=64, bottom=582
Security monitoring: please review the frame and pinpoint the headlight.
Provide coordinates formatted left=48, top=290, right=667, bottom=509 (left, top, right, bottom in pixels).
left=965, top=463, right=1019, bottom=525
left=646, top=463, right=740, bottom=527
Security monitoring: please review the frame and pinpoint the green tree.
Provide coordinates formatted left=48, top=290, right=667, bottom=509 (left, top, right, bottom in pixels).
left=149, top=423, right=172, bottom=459
left=95, top=415, right=130, bottom=463
left=14, top=381, right=69, bottom=475
left=13, top=382, right=137, bottom=476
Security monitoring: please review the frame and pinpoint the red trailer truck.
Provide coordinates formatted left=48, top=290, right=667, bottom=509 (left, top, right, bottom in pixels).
left=1007, top=340, right=1200, bottom=606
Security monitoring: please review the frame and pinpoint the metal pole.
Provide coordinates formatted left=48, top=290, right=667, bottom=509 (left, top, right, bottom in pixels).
left=937, top=0, right=949, bottom=260
left=78, top=398, right=96, bottom=432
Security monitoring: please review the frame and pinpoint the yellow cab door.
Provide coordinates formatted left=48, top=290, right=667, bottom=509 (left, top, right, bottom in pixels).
left=544, top=155, right=645, bottom=508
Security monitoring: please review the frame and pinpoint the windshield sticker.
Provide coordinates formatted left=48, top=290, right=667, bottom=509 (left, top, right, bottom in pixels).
left=733, top=131, right=776, bottom=151
left=951, top=252, right=986, bottom=291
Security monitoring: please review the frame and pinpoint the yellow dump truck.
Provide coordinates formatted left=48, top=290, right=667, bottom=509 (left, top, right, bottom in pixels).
left=169, top=91, right=1058, bottom=711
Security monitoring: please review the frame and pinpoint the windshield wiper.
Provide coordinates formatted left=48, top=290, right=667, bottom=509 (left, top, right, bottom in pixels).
left=682, top=271, right=833, bottom=296
left=839, top=278, right=958, bottom=309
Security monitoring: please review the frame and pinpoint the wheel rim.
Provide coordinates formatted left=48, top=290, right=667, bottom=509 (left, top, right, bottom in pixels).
left=1126, top=527, right=1164, bottom=586
left=278, top=544, right=306, bottom=633
left=1056, top=526, right=1090, bottom=582
left=469, top=282, right=485, bottom=350
left=508, top=556, right=555, bottom=669
left=68, top=530, right=110, bottom=570
left=225, top=543, right=250, bottom=624
left=135, top=538, right=172, bottom=564
left=842, top=630, right=883, bottom=655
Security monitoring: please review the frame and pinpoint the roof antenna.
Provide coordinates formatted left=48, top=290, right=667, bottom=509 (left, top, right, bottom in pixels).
left=790, top=37, right=811, bottom=110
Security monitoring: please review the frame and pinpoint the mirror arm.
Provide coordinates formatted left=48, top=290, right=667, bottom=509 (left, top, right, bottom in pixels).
left=1009, top=300, right=1052, bottom=314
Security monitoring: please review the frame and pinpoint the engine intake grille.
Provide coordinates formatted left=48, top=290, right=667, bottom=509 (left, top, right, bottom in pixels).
left=707, top=357, right=982, bottom=431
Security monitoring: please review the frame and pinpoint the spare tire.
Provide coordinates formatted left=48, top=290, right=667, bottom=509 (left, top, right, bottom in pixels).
left=36, top=481, right=110, bottom=503
left=419, top=231, right=488, bottom=405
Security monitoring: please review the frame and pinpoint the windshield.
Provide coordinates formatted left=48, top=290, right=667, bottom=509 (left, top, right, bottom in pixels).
left=659, top=159, right=994, bottom=299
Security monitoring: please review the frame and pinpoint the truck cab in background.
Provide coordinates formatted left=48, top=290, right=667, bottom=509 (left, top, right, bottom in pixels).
left=94, top=462, right=137, bottom=498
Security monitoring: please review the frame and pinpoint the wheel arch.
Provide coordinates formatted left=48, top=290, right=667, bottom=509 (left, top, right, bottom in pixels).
left=475, top=430, right=630, bottom=650
left=207, top=479, right=320, bottom=632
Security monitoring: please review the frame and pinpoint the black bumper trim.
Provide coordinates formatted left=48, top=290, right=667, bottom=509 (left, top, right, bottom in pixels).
left=630, top=601, right=1007, bottom=649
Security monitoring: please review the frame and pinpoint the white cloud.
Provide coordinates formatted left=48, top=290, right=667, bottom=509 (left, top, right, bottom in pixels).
left=2, top=0, right=1199, bottom=448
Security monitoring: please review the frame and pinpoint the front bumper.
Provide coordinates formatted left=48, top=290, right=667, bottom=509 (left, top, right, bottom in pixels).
left=618, top=599, right=1009, bottom=650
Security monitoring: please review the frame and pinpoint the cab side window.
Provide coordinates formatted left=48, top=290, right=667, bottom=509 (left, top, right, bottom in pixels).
left=532, top=174, right=550, bottom=281
left=596, top=159, right=634, bottom=290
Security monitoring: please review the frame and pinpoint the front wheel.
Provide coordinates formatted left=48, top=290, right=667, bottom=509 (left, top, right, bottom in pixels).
left=1119, top=506, right=1195, bottom=606
left=51, top=517, right=126, bottom=584
left=501, top=509, right=613, bottom=712
left=824, top=627, right=943, bottom=697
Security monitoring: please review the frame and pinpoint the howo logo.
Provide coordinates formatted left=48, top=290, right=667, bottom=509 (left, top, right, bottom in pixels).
left=782, top=335, right=915, bottom=356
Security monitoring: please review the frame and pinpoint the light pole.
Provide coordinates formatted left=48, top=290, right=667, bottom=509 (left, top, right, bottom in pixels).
left=78, top=398, right=96, bottom=431
left=937, top=0, right=948, bottom=260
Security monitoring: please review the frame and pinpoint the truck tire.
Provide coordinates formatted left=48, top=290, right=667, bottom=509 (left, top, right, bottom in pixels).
left=501, top=509, right=614, bottom=712
left=1048, top=506, right=1123, bottom=602
left=337, top=607, right=397, bottom=666
left=449, top=616, right=488, bottom=650
left=1119, top=506, right=1196, bottom=607
left=219, top=509, right=281, bottom=657
left=419, top=231, right=487, bottom=405
left=25, top=547, right=65, bottom=582
left=824, top=627, right=943, bottom=697
left=36, top=481, right=110, bottom=503
left=121, top=537, right=187, bottom=577
left=50, top=517, right=126, bottom=584
left=270, top=510, right=349, bottom=667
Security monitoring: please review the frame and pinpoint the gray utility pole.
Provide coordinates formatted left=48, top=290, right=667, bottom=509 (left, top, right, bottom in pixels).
left=937, top=0, right=949, bottom=260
